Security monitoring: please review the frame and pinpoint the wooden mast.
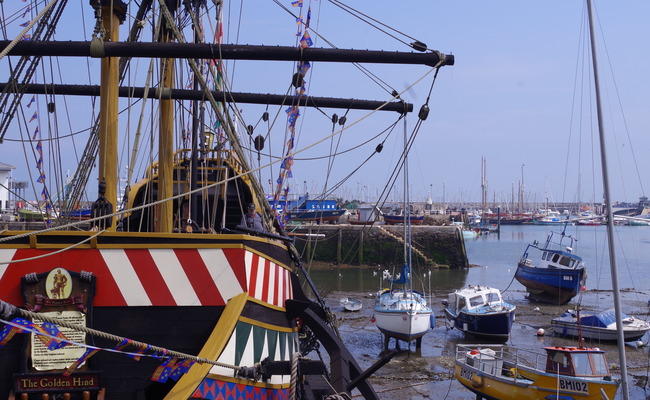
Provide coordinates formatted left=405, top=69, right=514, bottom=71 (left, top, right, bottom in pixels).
left=97, top=0, right=126, bottom=231
left=157, top=1, right=177, bottom=233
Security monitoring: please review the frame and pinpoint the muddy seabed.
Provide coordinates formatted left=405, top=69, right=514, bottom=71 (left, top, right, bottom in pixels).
left=322, top=288, right=650, bottom=400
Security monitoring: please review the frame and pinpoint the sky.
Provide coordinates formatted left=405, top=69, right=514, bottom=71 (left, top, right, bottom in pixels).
left=1, top=1, right=649, bottom=207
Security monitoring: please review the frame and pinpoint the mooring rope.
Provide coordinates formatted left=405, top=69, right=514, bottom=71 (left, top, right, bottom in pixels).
left=289, top=351, right=301, bottom=400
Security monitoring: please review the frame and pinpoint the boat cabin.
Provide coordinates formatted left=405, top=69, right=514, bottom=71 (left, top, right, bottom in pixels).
left=538, top=249, right=583, bottom=270
left=544, top=347, right=611, bottom=378
left=444, top=285, right=505, bottom=314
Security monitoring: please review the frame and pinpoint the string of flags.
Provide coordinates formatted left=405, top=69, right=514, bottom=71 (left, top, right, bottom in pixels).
left=25, top=94, right=52, bottom=219
left=0, top=317, right=196, bottom=381
left=272, top=1, right=314, bottom=226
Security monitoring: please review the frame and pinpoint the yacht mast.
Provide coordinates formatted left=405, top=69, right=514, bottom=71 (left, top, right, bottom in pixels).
left=586, top=0, right=629, bottom=398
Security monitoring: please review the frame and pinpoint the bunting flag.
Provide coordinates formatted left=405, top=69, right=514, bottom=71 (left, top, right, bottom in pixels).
left=21, top=6, right=30, bottom=18
left=19, top=21, right=30, bottom=27
left=151, top=357, right=177, bottom=383
left=27, top=95, right=35, bottom=107
left=63, top=347, right=100, bottom=376
left=272, top=1, right=315, bottom=225
left=34, top=322, right=70, bottom=351
left=29, top=112, right=37, bottom=122
left=151, top=349, right=168, bottom=359
left=32, top=126, right=39, bottom=140
left=22, top=34, right=31, bottom=41
left=129, top=343, right=151, bottom=361
left=0, top=318, right=32, bottom=347
left=169, top=359, right=196, bottom=381
left=298, top=61, right=311, bottom=75
left=299, top=31, right=312, bottom=49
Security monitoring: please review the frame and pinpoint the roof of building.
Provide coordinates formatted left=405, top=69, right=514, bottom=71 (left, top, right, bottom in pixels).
left=0, top=162, right=15, bottom=171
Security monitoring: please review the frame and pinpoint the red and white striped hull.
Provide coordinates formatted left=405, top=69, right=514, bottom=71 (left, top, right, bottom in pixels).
left=0, top=244, right=292, bottom=308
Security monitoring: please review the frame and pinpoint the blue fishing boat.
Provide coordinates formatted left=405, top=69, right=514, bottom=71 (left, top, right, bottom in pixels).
left=286, top=197, right=346, bottom=223
left=443, top=285, right=516, bottom=341
left=514, top=229, right=586, bottom=305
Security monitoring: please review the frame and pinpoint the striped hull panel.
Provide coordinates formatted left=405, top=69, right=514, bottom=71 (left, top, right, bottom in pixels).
left=0, top=248, right=292, bottom=308
left=208, top=320, right=298, bottom=385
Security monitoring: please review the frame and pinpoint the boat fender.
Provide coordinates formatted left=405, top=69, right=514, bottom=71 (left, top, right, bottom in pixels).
left=470, top=373, right=483, bottom=388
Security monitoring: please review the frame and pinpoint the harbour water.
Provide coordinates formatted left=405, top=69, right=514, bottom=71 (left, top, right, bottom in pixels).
left=308, top=224, right=650, bottom=400
left=310, top=224, right=650, bottom=299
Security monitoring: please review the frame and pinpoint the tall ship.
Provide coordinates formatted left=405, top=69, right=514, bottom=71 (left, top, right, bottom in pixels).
left=0, top=0, right=453, bottom=399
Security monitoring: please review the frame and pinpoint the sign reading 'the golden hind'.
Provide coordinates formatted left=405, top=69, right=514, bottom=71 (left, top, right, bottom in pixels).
left=21, top=268, right=96, bottom=373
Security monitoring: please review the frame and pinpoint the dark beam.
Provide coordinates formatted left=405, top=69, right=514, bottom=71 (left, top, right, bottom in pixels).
left=0, top=41, right=454, bottom=67
left=0, top=83, right=412, bottom=113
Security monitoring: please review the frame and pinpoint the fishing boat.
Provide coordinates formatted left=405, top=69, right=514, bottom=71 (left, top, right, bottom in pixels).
left=552, top=308, right=650, bottom=342
left=442, top=285, right=515, bottom=341
left=454, top=344, right=619, bottom=400
left=0, top=0, right=454, bottom=398
left=340, top=297, right=362, bottom=312
left=514, top=228, right=586, bottom=304
left=285, top=196, right=346, bottom=224
left=382, top=213, right=425, bottom=225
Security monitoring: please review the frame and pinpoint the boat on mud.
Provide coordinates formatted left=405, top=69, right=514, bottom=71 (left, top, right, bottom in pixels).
left=373, top=120, right=432, bottom=350
left=340, top=297, right=362, bottom=312
left=514, top=229, right=586, bottom=304
left=443, top=285, right=515, bottom=341
left=0, top=0, right=453, bottom=398
left=454, top=344, right=619, bottom=400
left=552, top=308, right=650, bottom=342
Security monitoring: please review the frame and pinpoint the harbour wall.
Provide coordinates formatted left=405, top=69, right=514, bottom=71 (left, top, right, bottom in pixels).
left=289, top=224, right=469, bottom=270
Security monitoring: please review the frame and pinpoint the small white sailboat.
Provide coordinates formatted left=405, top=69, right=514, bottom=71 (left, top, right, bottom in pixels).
left=374, top=264, right=432, bottom=349
left=373, top=116, right=432, bottom=350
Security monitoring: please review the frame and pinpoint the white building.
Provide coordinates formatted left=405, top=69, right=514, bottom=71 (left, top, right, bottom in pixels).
left=0, top=162, right=15, bottom=210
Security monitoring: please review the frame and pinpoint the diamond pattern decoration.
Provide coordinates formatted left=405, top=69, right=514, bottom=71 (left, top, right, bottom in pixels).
left=191, top=378, right=289, bottom=400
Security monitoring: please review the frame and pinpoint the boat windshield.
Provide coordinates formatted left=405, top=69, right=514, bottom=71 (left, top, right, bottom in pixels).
left=469, top=295, right=485, bottom=307
left=572, top=353, right=592, bottom=375
left=486, top=292, right=501, bottom=303
left=546, top=349, right=610, bottom=377
left=559, top=256, right=573, bottom=268
left=590, top=353, right=610, bottom=376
